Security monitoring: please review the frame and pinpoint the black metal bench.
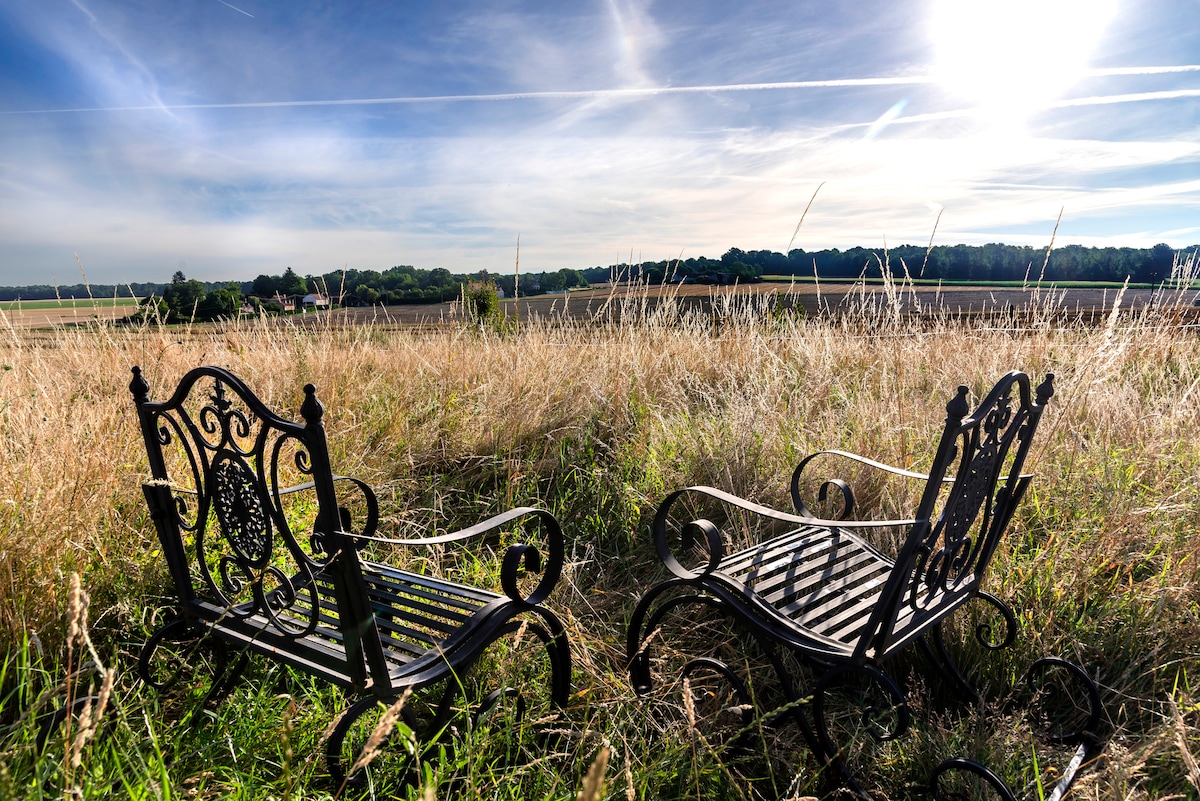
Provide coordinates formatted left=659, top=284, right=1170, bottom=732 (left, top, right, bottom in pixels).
left=130, top=365, right=571, bottom=785
left=626, top=370, right=1103, bottom=799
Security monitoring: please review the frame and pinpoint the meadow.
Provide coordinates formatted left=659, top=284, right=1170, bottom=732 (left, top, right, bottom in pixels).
left=0, top=297, right=137, bottom=329
left=0, top=285, right=1198, bottom=800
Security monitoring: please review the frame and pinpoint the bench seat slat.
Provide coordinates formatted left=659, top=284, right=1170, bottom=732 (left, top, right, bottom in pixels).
left=720, top=527, right=833, bottom=572
left=746, top=547, right=882, bottom=602
left=361, top=561, right=499, bottom=606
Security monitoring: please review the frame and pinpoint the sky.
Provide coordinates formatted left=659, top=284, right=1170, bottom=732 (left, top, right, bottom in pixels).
left=1, top=0, right=1199, bottom=286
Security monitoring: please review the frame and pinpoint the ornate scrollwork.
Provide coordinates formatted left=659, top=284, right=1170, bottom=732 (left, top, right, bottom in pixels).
left=153, top=410, right=205, bottom=533
left=211, top=453, right=272, bottom=565
left=213, top=555, right=255, bottom=614
left=790, top=453, right=857, bottom=520
left=501, top=543, right=547, bottom=603
left=198, top=381, right=255, bottom=454
left=260, top=565, right=321, bottom=637
left=144, top=369, right=340, bottom=641
left=910, top=383, right=1033, bottom=607
left=971, top=591, right=1017, bottom=651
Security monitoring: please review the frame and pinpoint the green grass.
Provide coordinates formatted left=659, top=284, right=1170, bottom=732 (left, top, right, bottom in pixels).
left=0, top=297, right=138, bottom=310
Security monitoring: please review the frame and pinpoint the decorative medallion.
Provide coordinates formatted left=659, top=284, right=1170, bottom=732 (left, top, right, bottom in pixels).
left=211, top=452, right=272, bottom=564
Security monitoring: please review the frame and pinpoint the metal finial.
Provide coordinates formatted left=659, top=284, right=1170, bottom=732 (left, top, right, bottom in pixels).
left=300, top=383, right=324, bottom=426
left=130, top=365, right=150, bottom=404
left=946, top=385, right=970, bottom=420
left=1037, top=373, right=1055, bottom=406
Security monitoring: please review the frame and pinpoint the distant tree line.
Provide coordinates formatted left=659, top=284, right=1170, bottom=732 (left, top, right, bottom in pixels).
left=580, top=242, right=1194, bottom=286
left=2, top=243, right=1195, bottom=313
left=0, top=281, right=168, bottom=302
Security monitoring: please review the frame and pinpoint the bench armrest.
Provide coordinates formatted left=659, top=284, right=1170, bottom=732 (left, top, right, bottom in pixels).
left=346, top=506, right=565, bottom=605
left=790, top=449, right=944, bottom=520
left=790, top=449, right=1034, bottom=520
left=653, top=485, right=918, bottom=581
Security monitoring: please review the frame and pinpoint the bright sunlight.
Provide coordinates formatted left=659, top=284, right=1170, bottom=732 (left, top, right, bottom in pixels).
left=930, top=0, right=1117, bottom=124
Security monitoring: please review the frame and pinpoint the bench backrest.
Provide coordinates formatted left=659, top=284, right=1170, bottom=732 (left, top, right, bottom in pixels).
left=130, top=366, right=384, bottom=690
left=865, top=370, right=1053, bottom=659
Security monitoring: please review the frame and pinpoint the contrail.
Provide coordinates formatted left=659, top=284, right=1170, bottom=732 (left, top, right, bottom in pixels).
left=1052, top=88, right=1200, bottom=107
left=216, top=0, right=254, bottom=17
left=0, top=77, right=938, bottom=114
left=2, top=67, right=1197, bottom=115
left=1085, top=65, right=1200, bottom=76
left=854, top=87, right=1200, bottom=127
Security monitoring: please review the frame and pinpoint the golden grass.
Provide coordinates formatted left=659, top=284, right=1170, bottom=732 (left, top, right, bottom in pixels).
left=1, top=289, right=1199, bottom=796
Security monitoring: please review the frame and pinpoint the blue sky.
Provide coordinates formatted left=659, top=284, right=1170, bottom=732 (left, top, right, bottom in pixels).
left=1, top=0, right=1199, bottom=285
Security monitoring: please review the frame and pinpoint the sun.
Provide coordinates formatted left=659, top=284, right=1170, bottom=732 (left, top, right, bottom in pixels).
left=929, top=0, right=1116, bottom=124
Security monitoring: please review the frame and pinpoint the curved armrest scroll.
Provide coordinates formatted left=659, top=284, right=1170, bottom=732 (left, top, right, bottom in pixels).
left=653, top=485, right=918, bottom=581
left=351, top=506, right=565, bottom=606
left=791, top=449, right=948, bottom=518
left=272, top=475, right=379, bottom=556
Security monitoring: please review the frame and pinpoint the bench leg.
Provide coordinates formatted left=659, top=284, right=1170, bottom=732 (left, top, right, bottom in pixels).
left=138, top=619, right=249, bottom=714
left=1022, top=657, right=1103, bottom=748
left=810, top=663, right=911, bottom=799
left=327, top=610, right=572, bottom=790
left=922, top=590, right=1019, bottom=705
left=431, top=613, right=571, bottom=736
left=326, top=694, right=421, bottom=790
left=926, top=658, right=1102, bottom=801
left=628, top=584, right=828, bottom=764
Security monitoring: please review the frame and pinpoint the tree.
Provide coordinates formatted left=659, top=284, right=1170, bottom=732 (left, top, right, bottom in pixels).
left=463, top=278, right=500, bottom=326
left=1143, top=243, right=1175, bottom=284
left=196, top=285, right=241, bottom=320
left=163, top=278, right=206, bottom=320
left=279, top=267, right=307, bottom=296
left=252, top=274, right=277, bottom=297
left=354, top=285, right=380, bottom=305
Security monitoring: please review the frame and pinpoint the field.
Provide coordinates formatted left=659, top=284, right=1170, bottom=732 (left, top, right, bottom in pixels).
left=3, top=281, right=1188, bottom=331
left=0, top=297, right=137, bottom=328
left=312, top=280, right=1193, bottom=328
left=1, top=288, right=1199, bottom=799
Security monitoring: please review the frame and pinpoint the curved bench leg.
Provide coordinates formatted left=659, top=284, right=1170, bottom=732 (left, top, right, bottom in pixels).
left=627, top=580, right=732, bottom=696
left=328, top=609, right=573, bottom=789
left=628, top=584, right=831, bottom=767
left=810, top=663, right=912, bottom=799
left=138, top=619, right=249, bottom=717
left=923, top=590, right=1020, bottom=705
left=326, top=694, right=420, bottom=790
left=452, top=611, right=572, bottom=735
left=926, top=658, right=1103, bottom=801
left=930, top=757, right=1019, bottom=801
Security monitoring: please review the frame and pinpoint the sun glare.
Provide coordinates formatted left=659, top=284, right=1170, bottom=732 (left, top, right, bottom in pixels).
left=930, top=0, right=1116, bottom=124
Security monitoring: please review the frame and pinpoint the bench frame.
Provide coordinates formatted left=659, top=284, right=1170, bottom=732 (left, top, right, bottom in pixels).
left=626, top=371, right=1102, bottom=798
left=130, top=365, right=571, bottom=784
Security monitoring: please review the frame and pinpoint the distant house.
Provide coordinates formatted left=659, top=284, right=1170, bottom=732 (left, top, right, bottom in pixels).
left=301, top=293, right=330, bottom=310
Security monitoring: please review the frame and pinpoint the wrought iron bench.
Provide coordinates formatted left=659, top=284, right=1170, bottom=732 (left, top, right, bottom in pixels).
left=130, top=365, right=571, bottom=785
left=626, top=371, right=1103, bottom=799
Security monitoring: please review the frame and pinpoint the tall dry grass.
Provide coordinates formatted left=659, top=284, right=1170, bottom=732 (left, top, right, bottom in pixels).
left=0, top=283, right=1198, bottom=797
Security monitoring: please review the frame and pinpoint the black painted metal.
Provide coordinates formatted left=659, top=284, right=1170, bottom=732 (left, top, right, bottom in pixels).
left=627, top=371, right=1104, bottom=798
left=131, top=365, right=571, bottom=783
